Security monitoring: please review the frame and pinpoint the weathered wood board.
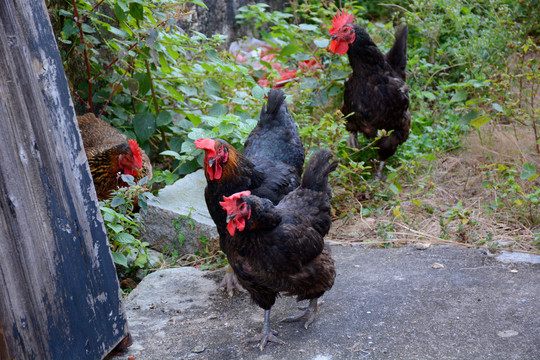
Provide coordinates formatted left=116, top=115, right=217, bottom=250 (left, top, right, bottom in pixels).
left=0, top=1, right=128, bottom=359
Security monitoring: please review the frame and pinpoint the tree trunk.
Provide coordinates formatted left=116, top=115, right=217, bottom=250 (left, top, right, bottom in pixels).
left=0, top=1, right=128, bottom=359
left=178, top=0, right=290, bottom=47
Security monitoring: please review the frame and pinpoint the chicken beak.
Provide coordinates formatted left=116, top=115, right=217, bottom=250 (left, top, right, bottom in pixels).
left=330, top=35, right=338, bottom=40
left=226, top=214, right=235, bottom=223
left=208, top=157, right=216, bottom=168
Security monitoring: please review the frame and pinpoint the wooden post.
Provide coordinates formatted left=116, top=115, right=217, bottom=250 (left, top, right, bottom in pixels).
left=0, top=1, right=129, bottom=359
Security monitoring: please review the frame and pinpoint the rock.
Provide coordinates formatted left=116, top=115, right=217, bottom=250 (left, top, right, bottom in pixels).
left=414, top=242, right=431, bottom=250
left=140, top=169, right=218, bottom=255
left=125, top=267, right=215, bottom=314
left=496, top=251, right=540, bottom=264
left=497, top=330, right=519, bottom=338
left=177, top=0, right=289, bottom=48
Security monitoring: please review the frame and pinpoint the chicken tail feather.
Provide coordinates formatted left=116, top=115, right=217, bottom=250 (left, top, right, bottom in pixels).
left=301, top=149, right=339, bottom=192
left=262, top=88, right=286, bottom=116
left=385, top=24, right=408, bottom=80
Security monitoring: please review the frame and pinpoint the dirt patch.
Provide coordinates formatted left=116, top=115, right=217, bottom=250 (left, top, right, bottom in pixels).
left=330, top=123, right=540, bottom=254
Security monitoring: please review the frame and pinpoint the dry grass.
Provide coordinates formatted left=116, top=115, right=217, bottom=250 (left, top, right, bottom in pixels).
left=330, top=123, right=540, bottom=254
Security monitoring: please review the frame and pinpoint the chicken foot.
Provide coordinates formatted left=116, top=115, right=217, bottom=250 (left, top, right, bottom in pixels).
left=374, top=160, right=386, bottom=182
left=248, top=309, right=285, bottom=351
left=281, top=298, right=319, bottom=329
left=347, top=131, right=360, bottom=148
left=217, top=265, right=245, bottom=297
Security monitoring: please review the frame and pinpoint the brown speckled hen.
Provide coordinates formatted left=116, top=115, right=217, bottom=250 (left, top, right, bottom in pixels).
left=219, top=149, right=337, bottom=350
left=329, top=10, right=410, bottom=180
left=77, top=113, right=152, bottom=200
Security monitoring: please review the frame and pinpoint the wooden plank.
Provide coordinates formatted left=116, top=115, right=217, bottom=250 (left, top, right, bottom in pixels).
left=0, top=1, right=129, bottom=359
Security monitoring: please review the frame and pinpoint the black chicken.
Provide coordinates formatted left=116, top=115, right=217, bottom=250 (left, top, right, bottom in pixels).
left=194, top=89, right=305, bottom=295
left=219, top=149, right=337, bottom=350
left=328, top=10, right=410, bottom=180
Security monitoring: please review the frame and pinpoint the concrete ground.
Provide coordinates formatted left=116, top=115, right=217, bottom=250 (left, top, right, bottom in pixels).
left=115, top=245, right=540, bottom=360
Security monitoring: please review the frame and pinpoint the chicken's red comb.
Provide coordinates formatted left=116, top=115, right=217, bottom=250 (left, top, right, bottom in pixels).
left=128, top=139, right=143, bottom=168
left=329, top=10, right=354, bottom=35
left=194, top=138, right=217, bottom=158
left=219, top=191, right=251, bottom=214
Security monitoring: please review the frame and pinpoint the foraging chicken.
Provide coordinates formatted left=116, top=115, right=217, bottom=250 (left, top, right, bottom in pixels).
left=194, top=89, right=304, bottom=295
left=77, top=113, right=152, bottom=200
left=328, top=10, right=410, bottom=179
left=219, top=149, right=337, bottom=350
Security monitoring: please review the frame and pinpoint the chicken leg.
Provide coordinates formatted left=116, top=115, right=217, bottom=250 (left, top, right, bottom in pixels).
left=374, top=160, right=387, bottom=182
left=248, top=309, right=285, bottom=351
left=347, top=131, right=360, bottom=148
left=218, top=265, right=245, bottom=296
left=281, top=298, right=319, bottom=329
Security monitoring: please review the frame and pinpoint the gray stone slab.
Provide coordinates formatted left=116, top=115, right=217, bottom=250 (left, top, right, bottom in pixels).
left=140, top=169, right=218, bottom=254
left=117, top=245, right=540, bottom=360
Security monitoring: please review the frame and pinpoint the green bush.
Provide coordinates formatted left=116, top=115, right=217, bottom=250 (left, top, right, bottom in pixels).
left=52, top=0, right=539, bottom=260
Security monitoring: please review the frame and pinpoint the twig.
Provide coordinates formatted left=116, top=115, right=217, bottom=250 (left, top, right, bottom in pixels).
left=72, top=0, right=93, bottom=112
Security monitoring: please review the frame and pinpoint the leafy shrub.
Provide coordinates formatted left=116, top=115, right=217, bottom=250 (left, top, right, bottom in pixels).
left=99, top=175, right=152, bottom=277
left=52, top=0, right=539, bottom=257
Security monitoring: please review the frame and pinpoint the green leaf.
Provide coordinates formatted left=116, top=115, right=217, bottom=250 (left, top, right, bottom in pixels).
left=204, top=79, right=221, bottom=97
left=181, top=140, right=197, bottom=154
left=459, top=111, right=479, bottom=125
left=280, top=44, right=299, bottom=57
left=450, top=89, right=467, bottom=102
left=299, top=24, right=318, bottom=31
left=58, top=9, right=73, bottom=17
left=134, top=73, right=151, bottom=96
left=170, top=137, right=184, bottom=152
left=160, top=150, right=181, bottom=160
left=108, top=223, right=124, bottom=234
left=114, top=3, right=127, bottom=21
left=218, top=122, right=234, bottom=135
left=209, top=103, right=228, bottom=117
left=328, top=85, right=342, bottom=97
left=422, top=91, right=436, bottom=100
left=164, top=85, right=185, bottom=102
left=329, top=68, right=349, bottom=80
left=190, top=0, right=208, bottom=9
left=61, top=21, right=79, bottom=39
left=252, top=85, right=265, bottom=100
left=178, top=86, right=197, bottom=96
left=133, top=112, right=156, bottom=141
left=129, top=2, right=144, bottom=20
left=206, top=49, right=222, bottom=64
left=133, top=254, right=148, bottom=268
left=81, top=23, right=95, bottom=34
left=187, top=128, right=214, bottom=140
left=112, top=252, right=128, bottom=268
left=186, top=113, right=201, bottom=126
left=388, top=184, right=401, bottom=195
left=300, top=77, right=318, bottom=90
left=470, top=114, right=491, bottom=129
left=116, top=233, right=136, bottom=245
left=159, top=52, right=171, bottom=74
left=156, top=111, right=173, bottom=127
left=521, top=162, right=538, bottom=180
left=146, top=28, right=158, bottom=47
left=109, top=26, right=129, bottom=38
left=110, top=196, right=126, bottom=207
left=492, top=103, right=503, bottom=112
left=314, top=38, right=329, bottom=48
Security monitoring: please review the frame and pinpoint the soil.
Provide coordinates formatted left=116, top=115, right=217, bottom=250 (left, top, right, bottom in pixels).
left=330, top=123, right=540, bottom=254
